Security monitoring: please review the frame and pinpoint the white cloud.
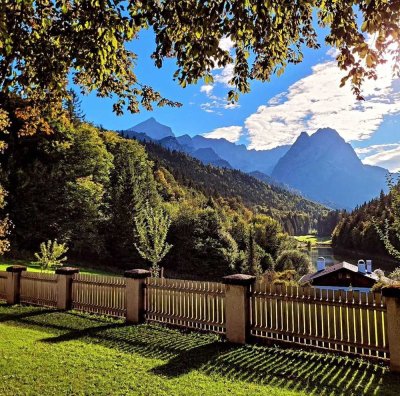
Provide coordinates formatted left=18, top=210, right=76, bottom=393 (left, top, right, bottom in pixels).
left=219, top=36, right=234, bottom=53
left=361, top=143, right=400, bottom=171
left=203, top=126, right=243, bottom=142
left=214, top=63, right=234, bottom=86
left=200, top=84, right=214, bottom=96
left=199, top=37, right=236, bottom=111
left=355, top=143, right=400, bottom=156
left=244, top=58, right=400, bottom=150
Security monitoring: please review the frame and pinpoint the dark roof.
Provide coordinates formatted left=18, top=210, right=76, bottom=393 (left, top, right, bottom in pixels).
left=299, top=261, right=380, bottom=284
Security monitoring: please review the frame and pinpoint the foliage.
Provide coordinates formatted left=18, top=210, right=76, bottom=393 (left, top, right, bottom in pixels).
left=1, top=1, right=399, bottom=117
left=1, top=104, right=315, bottom=280
left=143, top=140, right=328, bottom=235
left=134, top=201, right=172, bottom=277
left=275, top=250, right=312, bottom=276
left=33, top=240, right=68, bottom=271
left=332, top=186, right=399, bottom=259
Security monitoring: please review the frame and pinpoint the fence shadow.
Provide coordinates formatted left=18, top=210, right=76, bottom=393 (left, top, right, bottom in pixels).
left=1, top=303, right=398, bottom=395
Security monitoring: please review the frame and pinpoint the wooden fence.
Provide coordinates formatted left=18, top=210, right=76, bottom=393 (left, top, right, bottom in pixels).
left=71, top=273, right=127, bottom=318
left=2, top=267, right=400, bottom=370
left=145, top=277, right=226, bottom=334
left=250, top=282, right=389, bottom=360
left=0, top=271, right=7, bottom=300
left=20, top=272, right=58, bottom=307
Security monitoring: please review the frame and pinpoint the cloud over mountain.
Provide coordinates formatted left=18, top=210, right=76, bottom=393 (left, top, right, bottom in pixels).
left=203, top=126, right=243, bottom=142
left=244, top=58, right=400, bottom=150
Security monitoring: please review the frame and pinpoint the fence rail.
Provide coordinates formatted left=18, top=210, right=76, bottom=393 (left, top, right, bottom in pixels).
left=145, top=278, right=226, bottom=334
left=20, top=272, right=58, bottom=307
left=0, top=271, right=7, bottom=300
left=250, top=282, right=389, bottom=359
left=72, top=273, right=126, bottom=318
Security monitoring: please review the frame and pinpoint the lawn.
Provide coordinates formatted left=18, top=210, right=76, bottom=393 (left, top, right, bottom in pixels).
left=295, top=235, right=332, bottom=246
left=0, top=304, right=399, bottom=395
left=0, top=258, right=119, bottom=276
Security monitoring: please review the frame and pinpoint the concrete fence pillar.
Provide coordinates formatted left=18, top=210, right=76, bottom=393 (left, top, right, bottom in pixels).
left=382, top=287, right=400, bottom=373
left=6, top=265, right=27, bottom=304
left=124, top=269, right=151, bottom=324
left=55, top=267, right=80, bottom=310
left=222, top=274, right=256, bottom=344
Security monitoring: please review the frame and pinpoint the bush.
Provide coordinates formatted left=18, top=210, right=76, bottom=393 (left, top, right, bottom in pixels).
left=275, top=249, right=312, bottom=276
left=33, top=240, right=68, bottom=271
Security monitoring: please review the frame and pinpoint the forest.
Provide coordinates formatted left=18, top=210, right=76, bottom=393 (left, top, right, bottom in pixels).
left=332, top=190, right=399, bottom=259
left=0, top=98, right=321, bottom=280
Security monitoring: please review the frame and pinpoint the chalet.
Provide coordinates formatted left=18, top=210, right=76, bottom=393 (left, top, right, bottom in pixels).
left=299, top=258, right=380, bottom=292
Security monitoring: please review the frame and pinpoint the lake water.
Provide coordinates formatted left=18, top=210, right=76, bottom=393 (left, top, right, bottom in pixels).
left=306, top=243, right=398, bottom=274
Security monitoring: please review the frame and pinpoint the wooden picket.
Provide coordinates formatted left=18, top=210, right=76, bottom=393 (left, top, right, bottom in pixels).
left=250, top=282, right=389, bottom=360
left=144, top=277, right=226, bottom=334
left=71, top=273, right=127, bottom=317
left=20, top=272, right=58, bottom=307
left=0, top=271, right=7, bottom=300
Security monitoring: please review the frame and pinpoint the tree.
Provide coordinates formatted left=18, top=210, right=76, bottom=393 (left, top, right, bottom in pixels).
left=33, top=240, right=68, bottom=271
left=1, top=1, right=399, bottom=116
left=375, top=175, right=400, bottom=259
left=275, top=250, right=312, bottom=276
left=240, top=226, right=263, bottom=277
left=134, top=202, right=172, bottom=277
left=64, top=89, right=85, bottom=124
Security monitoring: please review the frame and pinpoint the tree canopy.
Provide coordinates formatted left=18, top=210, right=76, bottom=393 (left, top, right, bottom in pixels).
left=1, top=0, right=399, bottom=114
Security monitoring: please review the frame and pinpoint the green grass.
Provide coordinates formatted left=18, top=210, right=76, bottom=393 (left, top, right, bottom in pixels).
left=295, top=235, right=332, bottom=246
left=0, top=258, right=119, bottom=276
left=0, top=304, right=399, bottom=395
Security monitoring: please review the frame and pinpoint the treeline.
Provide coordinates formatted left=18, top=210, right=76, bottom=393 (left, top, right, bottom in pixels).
left=332, top=191, right=398, bottom=257
left=140, top=140, right=329, bottom=236
left=1, top=101, right=312, bottom=280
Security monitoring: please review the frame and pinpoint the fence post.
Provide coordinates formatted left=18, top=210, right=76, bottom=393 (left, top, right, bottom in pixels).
left=222, top=274, right=256, bottom=344
left=55, top=267, right=80, bottom=310
left=382, top=287, right=400, bottom=373
left=6, top=265, right=26, bottom=304
left=124, top=269, right=151, bottom=324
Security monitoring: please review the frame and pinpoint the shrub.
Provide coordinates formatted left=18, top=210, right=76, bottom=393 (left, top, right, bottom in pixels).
left=33, top=240, right=68, bottom=271
left=275, top=249, right=312, bottom=276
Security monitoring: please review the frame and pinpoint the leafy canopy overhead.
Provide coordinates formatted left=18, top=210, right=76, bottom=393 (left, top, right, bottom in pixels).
left=1, top=0, right=399, bottom=113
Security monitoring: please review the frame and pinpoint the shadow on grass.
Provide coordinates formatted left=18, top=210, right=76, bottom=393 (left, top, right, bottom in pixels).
left=1, top=303, right=399, bottom=395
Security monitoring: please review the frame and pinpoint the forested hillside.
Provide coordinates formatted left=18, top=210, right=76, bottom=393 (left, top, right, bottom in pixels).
left=332, top=190, right=398, bottom=258
left=1, top=101, right=318, bottom=280
left=142, top=140, right=329, bottom=235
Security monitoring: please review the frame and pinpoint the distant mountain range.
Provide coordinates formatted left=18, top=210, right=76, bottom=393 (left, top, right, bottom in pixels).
left=122, top=119, right=388, bottom=209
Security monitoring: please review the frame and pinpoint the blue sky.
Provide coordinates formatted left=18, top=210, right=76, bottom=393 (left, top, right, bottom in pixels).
left=75, top=29, right=400, bottom=171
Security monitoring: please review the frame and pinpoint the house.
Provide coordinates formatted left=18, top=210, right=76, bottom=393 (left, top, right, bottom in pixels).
left=299, top=258, right=380, bottom=292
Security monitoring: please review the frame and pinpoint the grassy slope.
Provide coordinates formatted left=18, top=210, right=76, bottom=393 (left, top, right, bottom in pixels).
left=0, top=258, right=119, bottom=276
left=0, top=304, right=399, bottom=396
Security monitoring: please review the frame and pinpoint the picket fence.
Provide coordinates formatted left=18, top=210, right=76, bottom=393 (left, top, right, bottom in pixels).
left=0, top=269, right=396, bottom=366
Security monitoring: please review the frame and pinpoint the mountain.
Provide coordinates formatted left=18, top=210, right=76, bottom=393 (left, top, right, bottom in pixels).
left=124, top=118, right=289, bottom=175
left=177, top=134, right=290, bottom=175
left=126, top=117, right=174, bottom=140
left=143, top=139, right=329, bottom=235
left=271, top=128, right=388, bottom=209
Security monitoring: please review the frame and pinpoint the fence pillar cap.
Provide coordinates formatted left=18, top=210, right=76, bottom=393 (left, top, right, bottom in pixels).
left=55, top=267, right=80, bottom=275
left=382, top=286, right=400, bottom=298
left=6, top=265, right=27, bottom=273
left=222, top=274, right=256, bottom=286
left=124, top=269, right=151, bottom=279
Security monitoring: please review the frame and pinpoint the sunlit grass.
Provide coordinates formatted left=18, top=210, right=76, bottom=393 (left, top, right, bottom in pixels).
left=295, top=235, right=331, bottom=246
left=0, top=304, right=398, bottom=395
left=0, top=258, right=118, bottom=276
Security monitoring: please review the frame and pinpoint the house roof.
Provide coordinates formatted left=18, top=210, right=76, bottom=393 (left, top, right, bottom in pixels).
left=299, top=261, right=380, bottom=284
